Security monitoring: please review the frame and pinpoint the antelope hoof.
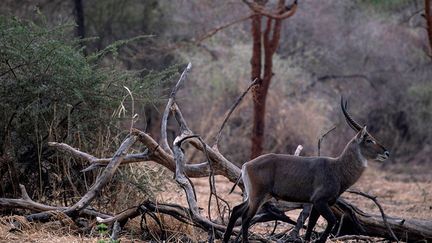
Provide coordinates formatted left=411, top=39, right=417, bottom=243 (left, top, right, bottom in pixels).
left=286, top=231, right=302, bottom=243
left=312, top=238, right=327, bottom=243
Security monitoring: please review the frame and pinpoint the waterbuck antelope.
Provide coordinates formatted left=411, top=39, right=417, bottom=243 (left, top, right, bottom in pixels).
left=223, top=98, right=390, bottom=243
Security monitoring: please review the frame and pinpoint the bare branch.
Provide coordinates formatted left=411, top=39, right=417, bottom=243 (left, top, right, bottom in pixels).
left=132, top=128, right=213, bottom=178
left=172, top=132, right=227, bottom=235
left=346, top=189, right=398, bottom=241
left=97, top=207, right=140, bottom=225
left=194, top=15, right=254, bottom=44
left=214, top=78, right=259, bottom=148
left=0, top=184, right=111, bottom=220
left=243, top=0, right=298, bottom=20
left=317, top=125, right=337, bottom=156
left=160, top=63, right=192, bottom=155
left=66, top=135, right=137, bottom=215
left=48, top=142, right=150, bottom=172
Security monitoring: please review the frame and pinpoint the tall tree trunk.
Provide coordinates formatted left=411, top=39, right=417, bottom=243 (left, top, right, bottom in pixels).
left=74, top=0, right=86, bottom=54
left=245, top=0, right=297, bottom=158
left=425, top=0, right=432, bottom=57
left=250, top=14, right=264, bottom=158
left=250, top=17, right=283, bottom=159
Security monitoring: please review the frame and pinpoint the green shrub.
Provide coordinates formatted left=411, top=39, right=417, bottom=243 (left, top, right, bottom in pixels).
left=0, top=15, right=176, bottom=200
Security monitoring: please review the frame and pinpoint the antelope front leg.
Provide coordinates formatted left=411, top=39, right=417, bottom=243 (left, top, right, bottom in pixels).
left=312, top=200, right=337, bottom=243
left=304, top=206, right=319, bottom=242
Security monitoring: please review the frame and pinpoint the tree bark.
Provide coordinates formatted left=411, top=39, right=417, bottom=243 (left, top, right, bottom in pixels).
left=249, top=0, right=297, bottom=159
left=250, top=13, right=264, bottom=159
left=425, top=0, right=432, bottom=57
left=74, top=0, right=85, bottom=39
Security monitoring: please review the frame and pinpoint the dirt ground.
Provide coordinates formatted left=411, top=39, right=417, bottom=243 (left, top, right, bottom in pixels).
left=1, top=162, right=431, bottom=242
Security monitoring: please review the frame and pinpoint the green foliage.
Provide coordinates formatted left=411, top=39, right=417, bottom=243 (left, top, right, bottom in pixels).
left=0, top=15, right=176, bottom=198
left=97, top=223, right=108, bottom=235
left=96, top=223, right=120, bottom=243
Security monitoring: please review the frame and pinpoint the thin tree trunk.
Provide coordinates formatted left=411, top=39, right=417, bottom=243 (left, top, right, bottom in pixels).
left=74, top=0, right=86, bottom=55
left=250, top=14, right=264, bottom=158
left=74, top=0, right=85, bottom=39
left=250, top=16, right=283, bottom=159
left=425, top=0, right=432, bottom=56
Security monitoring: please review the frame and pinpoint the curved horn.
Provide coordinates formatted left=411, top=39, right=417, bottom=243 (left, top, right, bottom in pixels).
left=340, top=96, right=362, bottom=131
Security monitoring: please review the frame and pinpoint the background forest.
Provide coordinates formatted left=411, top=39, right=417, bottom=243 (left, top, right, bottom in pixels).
left=0, top=0, right=431, bottom=242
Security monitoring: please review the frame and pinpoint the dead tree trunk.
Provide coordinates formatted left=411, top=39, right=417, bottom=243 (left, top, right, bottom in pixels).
left=245, top=0, right=298, bottom=158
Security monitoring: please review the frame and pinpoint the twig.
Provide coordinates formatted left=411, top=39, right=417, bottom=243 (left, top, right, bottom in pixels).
left=194, top=15, right=254, bottom=44
left=270, top=220, right=278, bottom=235
left=346, top=189, right=399, bottom=241
left=214, top=78, right=259, bottom=148
left=123, top=86, right=137, bottom=132
left=5, top=60, right=18, bottom=80
left=335, top=213, right=345, bottom=237
left=317, top=125, right=337, bottom=156
left=139, top=204, right=167, bottom=240
left=317, top=74, right=375, bottom=88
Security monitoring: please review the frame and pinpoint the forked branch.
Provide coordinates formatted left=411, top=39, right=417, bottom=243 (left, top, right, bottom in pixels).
left=160, top=63, right=192, bottom=155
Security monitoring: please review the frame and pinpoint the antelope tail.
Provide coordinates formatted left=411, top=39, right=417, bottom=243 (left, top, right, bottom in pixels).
left=229, top=172, right=242, bottom=194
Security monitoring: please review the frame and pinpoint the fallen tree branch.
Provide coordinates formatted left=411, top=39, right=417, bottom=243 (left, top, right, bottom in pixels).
left=331, top=234, right=383, bottom=242
left=66, top=135, right=137, bottom=215
left=0, top=184, right=111, bottom=220
left=332, top=198, right=432, bottom=241
left=96, top=207, right=140, bottom=226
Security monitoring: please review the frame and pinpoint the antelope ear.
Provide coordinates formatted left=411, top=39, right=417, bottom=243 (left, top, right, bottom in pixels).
left=356, top=126, right=367, bottom=143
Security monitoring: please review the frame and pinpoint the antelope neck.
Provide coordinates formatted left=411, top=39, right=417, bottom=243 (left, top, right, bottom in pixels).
left=334, top=139, right=367, bottom=191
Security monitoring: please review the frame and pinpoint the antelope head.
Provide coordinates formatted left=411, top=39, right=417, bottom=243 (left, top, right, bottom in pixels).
left=341, top=97, right=390, bottom=162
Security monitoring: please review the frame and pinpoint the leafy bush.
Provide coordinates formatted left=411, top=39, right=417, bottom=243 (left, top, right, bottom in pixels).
left=0, top=15, right=176, bottom=200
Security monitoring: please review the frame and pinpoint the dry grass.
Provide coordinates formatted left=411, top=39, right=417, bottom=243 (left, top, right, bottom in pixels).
left=1, top=163, right=430, bottom=242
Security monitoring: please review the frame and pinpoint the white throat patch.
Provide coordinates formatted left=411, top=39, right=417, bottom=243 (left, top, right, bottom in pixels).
left=357, top=148, right=368, bottom=167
